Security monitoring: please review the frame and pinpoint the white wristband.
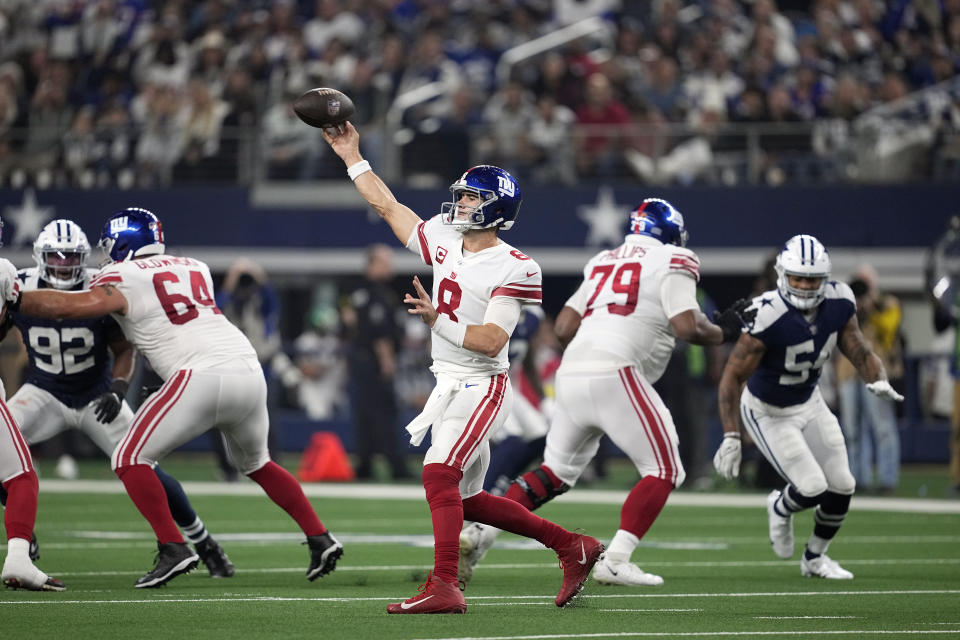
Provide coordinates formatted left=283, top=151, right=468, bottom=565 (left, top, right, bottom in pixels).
left=347, top=160, right=371, bottom=181
left=432, top=314, right=466, bottom=348
left=723, top=432, right=741, bottom=439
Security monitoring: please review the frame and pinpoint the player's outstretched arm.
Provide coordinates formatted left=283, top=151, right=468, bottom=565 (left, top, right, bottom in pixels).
left=838, top=314, right=904, bottom=401
left=321, top=122, right=421, bottom=245
left=714, top=333, right=765, bottom=479
left=554, top=306, right=582, bottom=349
left=16, top=285, right=128, bottom=320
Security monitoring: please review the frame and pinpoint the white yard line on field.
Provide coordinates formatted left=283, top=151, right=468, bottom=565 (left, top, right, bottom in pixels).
left=37, top=480, right=960, bottom=514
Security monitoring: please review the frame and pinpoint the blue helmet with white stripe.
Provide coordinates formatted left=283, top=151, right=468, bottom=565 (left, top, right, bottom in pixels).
left=33, top=219, right=90, bottom=289
left=98, top=207, right=166, bottom=264
left=629, top=198, right=688, bottom=247
left=775, top=234, right=831, bottom=310
left=440, top=165, right=522, bottom=231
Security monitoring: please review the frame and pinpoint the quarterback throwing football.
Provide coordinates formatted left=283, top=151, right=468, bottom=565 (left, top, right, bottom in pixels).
left=322, top=122, right=603, bottom=614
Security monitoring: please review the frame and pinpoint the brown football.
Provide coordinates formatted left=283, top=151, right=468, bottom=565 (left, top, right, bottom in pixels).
left=293, top=87, right=355, bottom=128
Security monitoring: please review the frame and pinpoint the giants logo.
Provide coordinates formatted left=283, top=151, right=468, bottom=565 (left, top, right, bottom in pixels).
left=497, top=175, right=515, bottom=197
left=109, top=217, right=129, bottom=234
left=435, top=246, right=448, bottom=264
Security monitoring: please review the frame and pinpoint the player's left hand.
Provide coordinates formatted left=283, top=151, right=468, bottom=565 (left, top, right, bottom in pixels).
left=713, top=433, right=742, bottom=480
left=94, top=380, right=129, bottom=424
left=404, top=276, right=438, bottom=327
left=866, top=379, right=904, bottom=402
left=714, top=298, right=757, bottom=342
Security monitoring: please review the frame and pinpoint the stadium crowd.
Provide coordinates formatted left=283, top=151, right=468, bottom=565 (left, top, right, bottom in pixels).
left=0, top=0, right=959, bottom=188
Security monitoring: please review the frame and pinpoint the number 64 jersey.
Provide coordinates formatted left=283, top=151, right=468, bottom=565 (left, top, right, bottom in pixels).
left=91, top=256, right=258, bottom=380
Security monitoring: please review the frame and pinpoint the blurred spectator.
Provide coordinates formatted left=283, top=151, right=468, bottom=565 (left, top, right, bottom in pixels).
left=575, top=72, right=632, bottom=178
left=293, top=304, right=347, bottom=422
left=529, top=94, right=577, bottom=184
left=261, top=90, right=320, bottom=180
left=479, top=81, right=537, bottom=176
left=836, top=267, right=904, bottom=494
left=133, top=83, right=186, bottom=186
left=22, top=68, right=74, bottom=184
left=172, top=78, right=230, bottom=182
left=341, top=245, right=411, bottom=481
left=303, top=0, right=365, bottom=55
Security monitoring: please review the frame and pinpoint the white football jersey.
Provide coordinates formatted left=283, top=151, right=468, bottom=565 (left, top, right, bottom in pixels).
left=90, top=255, right=259, bottom=380
left=407, top=215, right=542, bottom=376
left=559, top=234, right=701, bottom=382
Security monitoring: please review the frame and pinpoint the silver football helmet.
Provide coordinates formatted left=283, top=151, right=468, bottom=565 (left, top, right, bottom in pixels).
left=33, top=219, right=90, bottom=289
left=775, top=234, right=831, bottom=310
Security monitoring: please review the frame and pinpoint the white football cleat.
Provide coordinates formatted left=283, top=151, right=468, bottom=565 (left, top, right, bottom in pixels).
left=592, top=554, right=664, bottom=586
left=2, top=556, right=65, bottom=591
left=801, top=553, right=854, bottom=579
left=458, top=522, right=498, bottom=583
left=767, top=489, right=794, bottom=559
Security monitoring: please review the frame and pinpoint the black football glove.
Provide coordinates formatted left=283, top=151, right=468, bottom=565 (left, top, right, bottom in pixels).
left=713, top=298, right=757, bottom=343
left=94, top=379, right=129, bottom=424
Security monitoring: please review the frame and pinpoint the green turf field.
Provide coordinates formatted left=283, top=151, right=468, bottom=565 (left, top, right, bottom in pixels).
left=2, top=457, right=959, bottom=640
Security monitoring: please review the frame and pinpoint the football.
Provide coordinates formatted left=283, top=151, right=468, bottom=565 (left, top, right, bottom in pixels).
left=293, top=87, right=355, bottom=128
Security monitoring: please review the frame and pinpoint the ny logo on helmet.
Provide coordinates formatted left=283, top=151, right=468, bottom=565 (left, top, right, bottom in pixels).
left=497, top=176, right=515, bottom=197
left=110, top=217, right=129, bottom=234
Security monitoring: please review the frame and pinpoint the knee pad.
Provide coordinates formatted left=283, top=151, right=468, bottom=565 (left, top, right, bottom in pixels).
left=422, top=463, right=463, bottom=508
left=826, top=466, right=856, bottom=496
left=793, top=474, right=829, bottom=498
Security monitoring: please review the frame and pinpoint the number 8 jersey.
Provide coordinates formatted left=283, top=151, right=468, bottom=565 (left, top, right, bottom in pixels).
left=558, top=234, right=701, bottom=383
left=91, top=256, right=258, bottom=380
left=407, top=215, right=542, bottom=377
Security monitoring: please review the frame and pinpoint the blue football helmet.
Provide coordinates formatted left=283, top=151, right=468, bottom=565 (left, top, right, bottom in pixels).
left=98, top=207, right=166, bottom=263
left=629, top=198, right=688, bottom=247
left=440, top=165, right=522, bottom=231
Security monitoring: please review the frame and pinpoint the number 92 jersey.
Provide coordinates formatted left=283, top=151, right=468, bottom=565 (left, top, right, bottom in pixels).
left=91, top=256, right=258, bottom=380
left=746, top=281, right=856, bottom=408
left=12, top=268, right=115, bottom=409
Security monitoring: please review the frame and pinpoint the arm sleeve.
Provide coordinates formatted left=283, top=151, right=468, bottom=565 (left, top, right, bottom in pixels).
left=564, top=279, right=590, bottom=315
left=660, top=271, right=700, bottom=319
left=483, top=295, right=523, bottom=336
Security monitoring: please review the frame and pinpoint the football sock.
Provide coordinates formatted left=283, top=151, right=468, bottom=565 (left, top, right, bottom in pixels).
left=248, top=461, right=325, bottom=536
left=153, top=466, right=209, bottom=542
left=116, top=464, right=184, bottom=543
left=483, top=435, right=546, bottom=495
left=463, top=490, right=576, bottom=550
left=503, top=464, right=569, bottom=511
left=779, top=484, right=822, bottom=515
left=2, top=472, right=38, bottom=542
left=619, top=476, right=673, bottom=542
left=807, top=491, right=852, bottom=556
left=422, top=463, right=464, bottom=585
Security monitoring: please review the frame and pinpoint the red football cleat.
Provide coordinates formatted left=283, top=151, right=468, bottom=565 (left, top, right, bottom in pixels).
left=387, top=572, right=467, bottom=614
left=555, top=534, right=604, bottom=607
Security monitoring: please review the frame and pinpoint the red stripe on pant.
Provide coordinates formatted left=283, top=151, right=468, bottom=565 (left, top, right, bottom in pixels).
left=444, top=373, right=506, bottom=469
left=631, top=371, right=680, bottom=482
left=117, top=370, right=191, bottom=467
left=0, top=400, right=32, bottom=473
left=620, top=368, right=675, bottom=483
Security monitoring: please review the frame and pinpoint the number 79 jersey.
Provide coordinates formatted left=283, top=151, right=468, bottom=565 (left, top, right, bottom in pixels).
left=746, top=282, right=856, bottom=407
left=558, top=234, right=701, bottom=383
left=91, top=256, right=259, bottom=380
left=408, top=215, right=542, bottom=376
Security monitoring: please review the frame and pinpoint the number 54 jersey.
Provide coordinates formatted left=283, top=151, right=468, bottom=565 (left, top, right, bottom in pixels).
left=91, top=256, right=258, bottom=380
left=559, top=234, right=701, bottom=383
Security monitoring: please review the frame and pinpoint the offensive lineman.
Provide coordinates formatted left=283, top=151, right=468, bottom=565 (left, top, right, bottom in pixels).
left=0, top=209, right=343, bottom=588
left=459, top=199, right=756, bottom=586
left=0, top=226, right=63, bottom=591
left=322, top=121, right=603, bottom=614
left=0, top=219, right=233, bottom=577
left=713, top=234, right=903, bottom=579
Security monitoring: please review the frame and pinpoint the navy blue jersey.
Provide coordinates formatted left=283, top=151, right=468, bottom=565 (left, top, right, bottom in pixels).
left=11, top=268, right=120, bottom=409
left=746, top=281, right=856, bottom=408
left=509, top=306, right=544, bottom=365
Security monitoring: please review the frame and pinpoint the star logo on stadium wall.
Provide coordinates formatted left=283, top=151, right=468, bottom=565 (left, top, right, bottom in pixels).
left=577, top=186, right=629, bottom=248
left=3, top=188, right=54, bottom=246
